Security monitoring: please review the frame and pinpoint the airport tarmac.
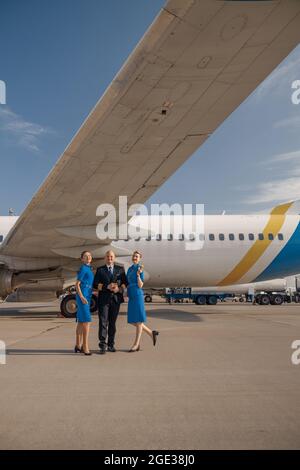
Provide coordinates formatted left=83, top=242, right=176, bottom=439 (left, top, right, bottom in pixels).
left=0, top=300, right=299, bottom=450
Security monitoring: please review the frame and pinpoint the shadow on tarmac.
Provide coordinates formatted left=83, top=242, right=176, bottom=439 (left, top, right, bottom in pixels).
left=1, top=304, right=204, bottom=322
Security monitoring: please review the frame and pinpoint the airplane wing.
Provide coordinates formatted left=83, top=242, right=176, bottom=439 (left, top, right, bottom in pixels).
left=2, top=0, right=300, bottom=262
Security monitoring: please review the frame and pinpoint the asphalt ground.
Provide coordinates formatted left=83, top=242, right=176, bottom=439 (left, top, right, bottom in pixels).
left=0, top=300, right=299, bottom=450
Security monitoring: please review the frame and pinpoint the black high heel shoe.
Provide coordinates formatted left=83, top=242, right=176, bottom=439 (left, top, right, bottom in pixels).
left=152, top=331, right=159, bottom=346
left=128, top=345, right=140, bottom=352
left=82, top=350, right=92, bottom=356
left=74, top=345, right=82, bottom=353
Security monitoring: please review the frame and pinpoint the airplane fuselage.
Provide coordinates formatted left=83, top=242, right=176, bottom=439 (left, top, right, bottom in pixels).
left=1, top=213, right=300, bottom=288
left=115, top=214, right=300, bottom=287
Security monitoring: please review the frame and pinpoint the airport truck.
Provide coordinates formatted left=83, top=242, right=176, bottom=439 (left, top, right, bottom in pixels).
left=254, top=286, right=300, bottom=305
left=163, top=276, right=300, bottom=307
left=234, top=276, right=300, bottom=305
left=163, top=287, right=233, bottom=305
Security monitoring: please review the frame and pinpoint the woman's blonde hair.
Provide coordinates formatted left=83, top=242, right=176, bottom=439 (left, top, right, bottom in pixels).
left=132, top=250, right=142, bottom=258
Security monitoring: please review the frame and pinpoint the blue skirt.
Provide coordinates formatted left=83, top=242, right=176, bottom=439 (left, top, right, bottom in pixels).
left=127, top=288, right=146, bottom=323
left=76, top=290, right=92, bottom=323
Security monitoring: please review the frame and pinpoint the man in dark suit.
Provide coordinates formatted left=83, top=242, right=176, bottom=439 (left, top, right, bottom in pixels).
left=93, top=250, right=127, bottom=354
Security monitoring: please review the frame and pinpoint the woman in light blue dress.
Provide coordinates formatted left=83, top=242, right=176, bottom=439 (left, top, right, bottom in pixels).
left=127, top=251, right=159, bottom=352
left=75, top=251, right=94, bottom=356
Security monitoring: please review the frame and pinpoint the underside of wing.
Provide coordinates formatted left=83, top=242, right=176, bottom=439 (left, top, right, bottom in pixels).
left=2, top=0, right=300, bottom=262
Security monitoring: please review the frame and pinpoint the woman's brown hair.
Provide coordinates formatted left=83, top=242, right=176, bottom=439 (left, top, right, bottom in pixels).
left=132, top=250, right=142, bottom=258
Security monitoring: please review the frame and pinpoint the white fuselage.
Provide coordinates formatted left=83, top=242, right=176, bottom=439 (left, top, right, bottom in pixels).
left=0, top=217, right=19, bottom=243
left=114, top=214, right=300, bottom=287
left=1, top=214, right=300, bottom=288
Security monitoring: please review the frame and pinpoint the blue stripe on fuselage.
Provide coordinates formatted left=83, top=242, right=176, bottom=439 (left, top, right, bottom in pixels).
left=254, top=221, right=300, bottom=282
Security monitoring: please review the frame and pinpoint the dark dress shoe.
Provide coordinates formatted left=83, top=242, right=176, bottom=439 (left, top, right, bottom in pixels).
left=152, top=330, right=159, bottom=346
left=107, top=346, right=116, bottom=352
left=99, top=348, right=106, bottom=355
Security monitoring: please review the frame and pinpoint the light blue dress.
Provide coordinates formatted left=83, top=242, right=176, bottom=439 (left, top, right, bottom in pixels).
left=127, top=264, right=146, bottom=323
left=76, top=263, right=94, bottom=323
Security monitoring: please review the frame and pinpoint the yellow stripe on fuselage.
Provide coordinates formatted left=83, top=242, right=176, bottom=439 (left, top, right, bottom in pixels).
left=217, top=202, right=292, bottom=286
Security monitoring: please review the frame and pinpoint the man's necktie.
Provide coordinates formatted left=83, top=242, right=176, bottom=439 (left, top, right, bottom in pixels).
left=109, top=266, right=113, bottom=280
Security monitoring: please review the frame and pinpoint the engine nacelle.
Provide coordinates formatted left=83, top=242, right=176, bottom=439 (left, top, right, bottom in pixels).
left=0, top=269, right=65, bottom=300
left=6, top=289, right=59, bottom=302
left=0, top=270, right=14, bottom=299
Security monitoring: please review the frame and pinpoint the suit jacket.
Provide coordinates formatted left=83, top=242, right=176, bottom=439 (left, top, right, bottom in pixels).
left=93, top=264, right=127, bottom=306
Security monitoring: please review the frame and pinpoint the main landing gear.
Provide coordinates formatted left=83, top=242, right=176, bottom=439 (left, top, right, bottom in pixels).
left=60, top=292, right=98, bottom=318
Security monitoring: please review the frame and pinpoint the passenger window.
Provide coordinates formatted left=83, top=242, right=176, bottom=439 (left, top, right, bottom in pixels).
left=178, top=234, right=184, bottom=241
left=229, top=233, right=234, bottom=241
left=239, top=233, right=244, bottom=241
left=268, top=233, right=274, bottom=240
left=209, top=234, right=215, bottom=241
left=167, top=234, right=173, bottom=241
left=248, top=233, right=254, bottom=241
left=156, top=234, right=162, bottom=241
left=219, top=234, right=225, bottom=241
left=258, top=233, right=264, bottom=240
left=278, top=233, right=284, bottom=240
left=189, top=234, right=195, bottom=241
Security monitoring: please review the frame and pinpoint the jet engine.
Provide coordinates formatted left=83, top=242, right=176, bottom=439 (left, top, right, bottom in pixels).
left=0, top=269, right=15, bottom=299
left=0, top=268, right=66, bottom=300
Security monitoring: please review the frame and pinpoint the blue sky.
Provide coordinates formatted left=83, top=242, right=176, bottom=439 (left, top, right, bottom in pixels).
left=1, top=0, right=300, bottom=216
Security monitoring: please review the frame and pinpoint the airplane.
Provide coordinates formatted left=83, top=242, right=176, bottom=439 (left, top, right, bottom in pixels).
left=1, top=0, right=300, bottom=317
